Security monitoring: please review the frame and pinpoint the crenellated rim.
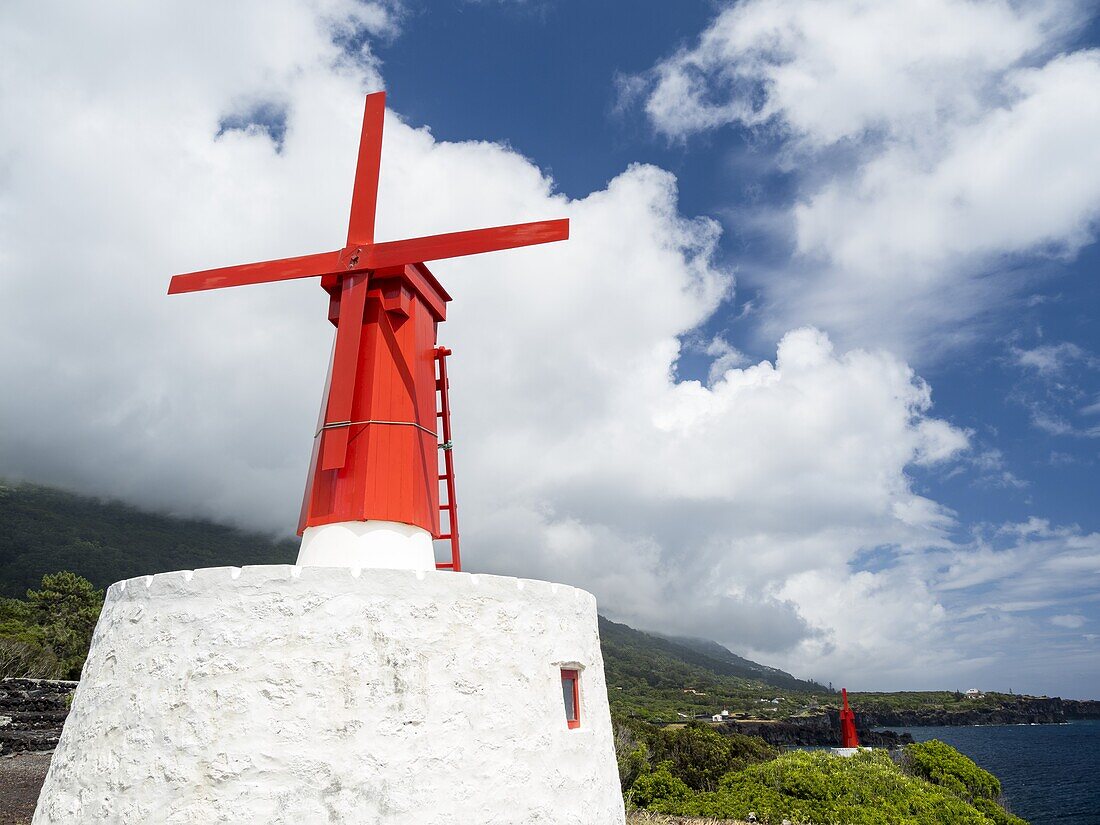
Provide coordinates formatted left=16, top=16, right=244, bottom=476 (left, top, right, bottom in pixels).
left=104, top=565, right=597, bottom=608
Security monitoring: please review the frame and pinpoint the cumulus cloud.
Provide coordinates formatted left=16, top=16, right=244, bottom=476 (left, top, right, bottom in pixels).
left=0, top=0, right=1096, bottom=693
left=626, top=0, right=1100, bottom=357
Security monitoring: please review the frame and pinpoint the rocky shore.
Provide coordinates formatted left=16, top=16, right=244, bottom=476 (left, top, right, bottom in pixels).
left=713, top=695, right=1100, bottom=748
left=718, top=710, right=914, bottom=748
left=720, top=717, right=913, bottom=748
left=855, top=696, right=1100, bottom=728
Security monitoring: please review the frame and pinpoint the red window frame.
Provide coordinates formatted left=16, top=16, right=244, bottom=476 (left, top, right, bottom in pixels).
left=561, top=668, right=580, bottom=729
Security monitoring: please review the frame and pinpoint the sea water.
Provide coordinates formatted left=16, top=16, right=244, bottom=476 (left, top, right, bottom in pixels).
left=897, top=720, right=1099, bottom=825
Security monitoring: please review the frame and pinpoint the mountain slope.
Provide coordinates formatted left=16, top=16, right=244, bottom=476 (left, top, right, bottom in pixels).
left=0, top=482, right=298, bottom=597
left=599, top=616, right=826, bottom=720
left=662, top=632, right=819, bottom=691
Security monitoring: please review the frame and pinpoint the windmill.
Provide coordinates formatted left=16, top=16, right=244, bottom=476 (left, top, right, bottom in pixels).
left=37, top=92, right=624, bottom=825
left=169, top=92, right=567, bottom=571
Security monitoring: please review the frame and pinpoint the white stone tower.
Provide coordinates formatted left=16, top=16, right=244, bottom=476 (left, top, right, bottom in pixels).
left=34, top=565, right=625, bottom=823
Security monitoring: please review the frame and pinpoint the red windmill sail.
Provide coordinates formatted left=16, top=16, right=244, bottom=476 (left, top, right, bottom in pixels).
left=169, top=92, right=568, bottom=566
left=839, top=688, right=860, bottom=748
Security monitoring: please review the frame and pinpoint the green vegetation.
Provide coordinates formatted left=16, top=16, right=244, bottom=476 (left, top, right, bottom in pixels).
left=615, top=720, right=778, bottom=793
left=0, top=571, right=103, bottom=679
left=621, top=740, right=1028, bottom=824
left=850, top=690, right=1016, bottom=714
left=0, top=481, right=298, bottom=598
left=901, top=740, right=1025, bottom=825
left=601, top=616, right=831, bottom=722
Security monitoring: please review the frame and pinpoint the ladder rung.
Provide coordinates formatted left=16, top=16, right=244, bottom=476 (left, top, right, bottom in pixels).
left=441, top=504, right=453, bottom=510
left=438, top=533, right=452, bottom=540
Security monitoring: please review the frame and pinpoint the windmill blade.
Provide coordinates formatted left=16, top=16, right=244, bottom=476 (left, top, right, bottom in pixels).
left=168, top=250, right=346, bottom=295
left=321, top=272, right=370, bottom=470
left=363, top=218, right=569, bottom=270
left=346, top=91, right=386, bottom=247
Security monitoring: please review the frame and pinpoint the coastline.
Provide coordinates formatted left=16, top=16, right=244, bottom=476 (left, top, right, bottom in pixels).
left=706, top=696, right=1100, bottom=750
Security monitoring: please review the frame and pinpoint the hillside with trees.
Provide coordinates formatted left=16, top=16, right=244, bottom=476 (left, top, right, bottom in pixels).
left=0, top=481, right=298, bottom=598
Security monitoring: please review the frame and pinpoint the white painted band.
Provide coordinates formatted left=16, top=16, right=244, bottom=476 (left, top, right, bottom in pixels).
left=297, top=520, right=435, bottom=570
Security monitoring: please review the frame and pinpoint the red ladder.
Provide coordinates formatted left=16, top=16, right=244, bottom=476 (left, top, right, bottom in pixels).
left=434, top=347, right=461, bottom=571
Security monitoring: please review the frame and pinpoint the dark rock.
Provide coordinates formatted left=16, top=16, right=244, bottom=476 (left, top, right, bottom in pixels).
left=0, top=679, right=76, bottom=755
left=855, top=696, right=1068, bottom=727
left=718, top=714, right=913, bottom=748
left=1063, top=699, right=1100, bottom=719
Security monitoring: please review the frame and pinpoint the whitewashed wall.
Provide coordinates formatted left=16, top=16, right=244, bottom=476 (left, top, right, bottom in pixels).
left=35, top=566, right=625, bottom=824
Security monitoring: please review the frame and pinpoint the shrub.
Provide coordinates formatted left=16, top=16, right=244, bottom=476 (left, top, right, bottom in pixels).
left=614, top=722, right=651, bottom=792
left=629, top=762, right=692, bottom=808
left=648, top=722, right=778, bottom=791
left=973, top=797, right=1028, bottom=825
left=0, top=635, right=64, bottom=679
left=902, top=739, right=1000, bottom=801
left=630, top=749, right=1027, bottom=824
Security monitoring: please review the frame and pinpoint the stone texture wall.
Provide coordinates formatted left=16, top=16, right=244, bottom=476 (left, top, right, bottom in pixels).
left=0, top=680, right=76, bottom=754
left=34, top=566, right=625, bottom=824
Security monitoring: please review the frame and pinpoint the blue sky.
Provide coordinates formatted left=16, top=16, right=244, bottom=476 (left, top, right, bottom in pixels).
left=377, top=0, right=1100, bottom=533
left=1, top=0, right=1099, bottom=695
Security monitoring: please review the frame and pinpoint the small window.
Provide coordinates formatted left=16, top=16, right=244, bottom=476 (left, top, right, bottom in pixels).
left=561, top=668, right=580, bottom=729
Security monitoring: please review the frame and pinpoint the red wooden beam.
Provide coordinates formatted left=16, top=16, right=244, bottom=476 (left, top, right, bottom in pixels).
left=364, top=219, right=569, bottom=270
left=321, top=272, right=370, bottom=470
left=346, top=92, right=385, bottom=247
left=167, top=250, right=345, bottom=295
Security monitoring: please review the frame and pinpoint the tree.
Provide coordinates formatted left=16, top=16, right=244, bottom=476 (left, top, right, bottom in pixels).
left=26, top=572, right=103, bottom=679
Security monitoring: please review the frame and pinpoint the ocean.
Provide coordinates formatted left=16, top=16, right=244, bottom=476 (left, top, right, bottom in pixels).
left=896, top=720, right=1100, bottom=825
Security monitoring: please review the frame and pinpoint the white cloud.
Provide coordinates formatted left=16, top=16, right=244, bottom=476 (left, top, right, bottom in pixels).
left=697, top=335, right=750, bottom=386
left=0, top=0, right=1096, bottom=695
left=638, top=0, right=1074, bottom=143
left=1010, top=340, right=1100, bottom=437
left=1014, top=342, right=1097, bottom=374
left=627, top=0, right=1100, bottom=358
left=773, top=518, right=1100, bottom=691
left=1051, top=614, right=1086, bottom=629
left=970, top=448, right=1028, bottom=489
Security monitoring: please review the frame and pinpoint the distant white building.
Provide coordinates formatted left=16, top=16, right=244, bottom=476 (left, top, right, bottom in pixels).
left=965, top=688, right=984, bottom=698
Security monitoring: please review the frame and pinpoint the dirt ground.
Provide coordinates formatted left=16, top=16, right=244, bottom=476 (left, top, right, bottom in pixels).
left=0, top=751, right=50, bottom=825
left=627, top=813, right=748, bottom=825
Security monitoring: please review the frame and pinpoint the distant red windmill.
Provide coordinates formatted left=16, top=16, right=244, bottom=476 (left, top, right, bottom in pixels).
left=839, top=688, right=860, bottom=749
left=169, top=92, right=568, bottom=571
